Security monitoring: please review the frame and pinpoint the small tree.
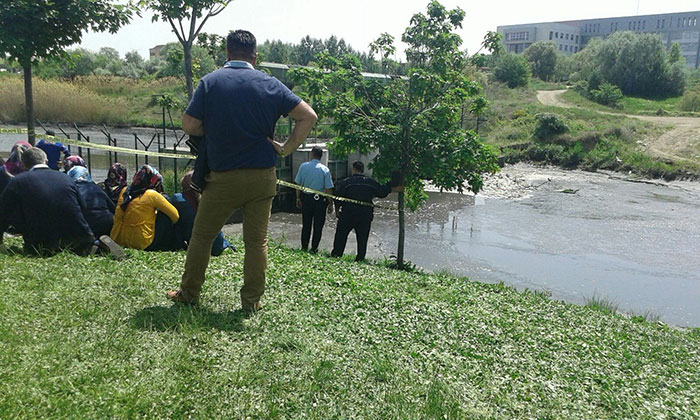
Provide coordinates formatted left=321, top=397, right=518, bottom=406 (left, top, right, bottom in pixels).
left=139, top=0, right=232, bottom=100
left=0, top=0, right=131, bottom=144
left=494, top=53, right=530, bottom=88
left=524, top=41, right=557, bottom=81
left=291, top=1, right=499, bottom=268
left=668, top=42, right=683, bottom=65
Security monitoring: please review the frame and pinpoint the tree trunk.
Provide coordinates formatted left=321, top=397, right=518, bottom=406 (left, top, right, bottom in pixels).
left=397, top=191, right=405, bottom=269
left=184, top=42, right=194, bottom=100
left=22, top=63, right=36, bottom=145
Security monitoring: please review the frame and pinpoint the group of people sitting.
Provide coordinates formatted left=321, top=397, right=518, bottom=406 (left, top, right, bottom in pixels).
left=0, top=140, right=232, bottom=257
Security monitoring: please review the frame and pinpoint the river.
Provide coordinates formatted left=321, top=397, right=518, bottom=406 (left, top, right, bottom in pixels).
left=225, top=164, right=700, bottom=327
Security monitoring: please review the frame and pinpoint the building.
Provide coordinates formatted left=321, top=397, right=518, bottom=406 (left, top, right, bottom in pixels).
left=149, top=44, right=166, bottom=60
left=497, top=10, right=700, bottom=67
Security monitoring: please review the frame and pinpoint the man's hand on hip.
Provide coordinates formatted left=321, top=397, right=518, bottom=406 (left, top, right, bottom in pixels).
left=268, top=137, right=285, bottom=157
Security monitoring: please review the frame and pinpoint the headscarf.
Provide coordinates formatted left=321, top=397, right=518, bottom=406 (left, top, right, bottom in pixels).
left=63, top=155, right=86, bottom=173
left=180, top=170, right=199, bottom=212
left=120, top=164, right=163, bottom=211
left=3, top=141, right=32, bottom=176
left=104, top=163, right=128, bottom=203
left=67, top=166, right=92, bottom=183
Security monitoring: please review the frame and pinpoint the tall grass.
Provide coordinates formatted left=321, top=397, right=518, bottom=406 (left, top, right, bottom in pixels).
left=0, top=75, right=130, bottom=125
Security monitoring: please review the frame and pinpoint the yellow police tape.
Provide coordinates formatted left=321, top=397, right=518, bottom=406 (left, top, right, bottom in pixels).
left=1, top=127, right=393, bottom=209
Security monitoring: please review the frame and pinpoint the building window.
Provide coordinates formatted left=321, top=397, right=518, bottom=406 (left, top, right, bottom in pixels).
left=643, top=20, right=646, bottom=30
left=565, top=34, right=568, bottom=40
left=506, top=31, right=529, bottom=41
left=576, top=35, right=579, bottom=43
left=559, top=44, right=562, bottom=50
left=662, top=19, right=665, bottom=28
left=549, top=31, right=553, bottom=40
left=565, top=45, right=568, bottom=52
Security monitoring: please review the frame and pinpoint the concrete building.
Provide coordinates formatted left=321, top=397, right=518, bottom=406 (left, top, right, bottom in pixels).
left=498, top=10, right=700, bottom=67
left=149, top=44, right=166, bottom=60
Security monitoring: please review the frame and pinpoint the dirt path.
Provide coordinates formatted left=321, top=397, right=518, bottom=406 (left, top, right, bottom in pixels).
left=537, top=90, right=700, bottom=163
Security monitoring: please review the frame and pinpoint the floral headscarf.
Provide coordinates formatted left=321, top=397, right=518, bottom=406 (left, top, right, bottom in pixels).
left=120, top=164, right=163, bottom=211
left=3, top=141, right=32, bottom=176
left=67, top=166, right=92, bottom=183
left=104, top=163, right=128, bottom=204
left=63, top=155, right=86, bottom=173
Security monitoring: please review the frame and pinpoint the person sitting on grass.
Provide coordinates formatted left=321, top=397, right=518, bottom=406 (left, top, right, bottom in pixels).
left=171, top=171, right=234, bottom=256
left=63, top=155, right=86, bottom=173
left=0, top=141, right=32, bottom=196
left=68, top=166, right=116, bottom=238
left=110, top=164, right=179, bottom=251
left=100, top=163, right=128, bottom=205
left=0, top=147, right=124, bottom=259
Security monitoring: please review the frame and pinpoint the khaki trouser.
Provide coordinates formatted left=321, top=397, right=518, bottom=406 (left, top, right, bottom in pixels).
left=179, top=167, right=276, bottom=309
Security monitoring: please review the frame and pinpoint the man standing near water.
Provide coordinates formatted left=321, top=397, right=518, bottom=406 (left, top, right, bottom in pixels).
left=167, top=29, right=317, bottom=311
left=295, top=145, right=334, bottom=253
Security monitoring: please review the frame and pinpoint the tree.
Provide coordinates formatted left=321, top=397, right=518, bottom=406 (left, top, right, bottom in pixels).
left=0, top=0, right=131, bottom=144
left=494, top=53, right=530, bottom=88
left=139, top=0, right=232, bottom=99
left=524, top=41, right=557, bottom=81
left=668, top=42, right=683, bottom=65
left=291, top=1, right=499, bottom=268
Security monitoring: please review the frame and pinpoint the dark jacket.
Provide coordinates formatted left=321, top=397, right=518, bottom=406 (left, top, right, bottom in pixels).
left=0, top=168, right=94, bottom=251
left=334, top=174, right=392, bottom=218
left=75, top=181, right=115, bottom=238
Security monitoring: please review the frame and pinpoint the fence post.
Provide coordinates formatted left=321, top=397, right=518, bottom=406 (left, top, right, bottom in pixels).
left=86, top=135, right=92, bottom=175
left=157, top=133, right=163, bottom=171
left=113, top=135, right=118, bottom=164
left=134, top=134, right=139, bottom=169
left=173, top=142, right=178, bottom=193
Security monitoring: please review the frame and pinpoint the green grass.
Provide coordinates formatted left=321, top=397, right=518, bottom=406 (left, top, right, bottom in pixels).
left=560, top=89, right=688, bottom=116
left=1, top=236, right=699, bottom=419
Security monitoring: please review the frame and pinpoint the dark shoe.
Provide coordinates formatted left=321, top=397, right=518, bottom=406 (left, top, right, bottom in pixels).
left=98, top=235, right=126, bottom=260
left=167, top=289, right=198, bottom=305
left=242, top=301, right=263, bottom=313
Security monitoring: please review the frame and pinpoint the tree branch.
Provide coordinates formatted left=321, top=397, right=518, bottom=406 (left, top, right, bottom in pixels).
left=167, top=17, right=185, bottom=44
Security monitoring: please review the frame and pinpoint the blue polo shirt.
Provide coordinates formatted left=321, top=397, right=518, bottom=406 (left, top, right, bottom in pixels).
left=185, top=61, right=302, bottom=171
left=295, top=159, right=334, bottom=192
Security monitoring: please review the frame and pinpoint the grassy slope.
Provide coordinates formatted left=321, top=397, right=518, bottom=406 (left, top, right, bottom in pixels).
left=480, top=81, right=700, bottom=179
left=559, top=89, right=687, bottom=116
left=0, top=236, right=698, bottom=419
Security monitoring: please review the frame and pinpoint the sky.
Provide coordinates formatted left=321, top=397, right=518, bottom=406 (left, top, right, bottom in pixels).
left=79, top=0, right=700, bottom=61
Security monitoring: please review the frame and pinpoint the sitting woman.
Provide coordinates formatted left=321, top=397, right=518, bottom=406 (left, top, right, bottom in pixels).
left=67, top=166, right=115, bottom=238
left=63, top=155, right=86, bottom=173
left=171, top=171, right=233, bottom=256
left=101, top=163, right=128, bottom=205
left=110, top=165, right=179, bottom=251
left=0, top=141, right=32, bottom=196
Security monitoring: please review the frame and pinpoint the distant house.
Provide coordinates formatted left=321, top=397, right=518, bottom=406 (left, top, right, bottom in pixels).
left=149, top=45, right=166, bottom=60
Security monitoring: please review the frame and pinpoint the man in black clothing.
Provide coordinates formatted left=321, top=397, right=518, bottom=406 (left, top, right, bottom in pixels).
left=331, top=161, right=402, bottom=261
left=0, top=148, right=124, bottom=258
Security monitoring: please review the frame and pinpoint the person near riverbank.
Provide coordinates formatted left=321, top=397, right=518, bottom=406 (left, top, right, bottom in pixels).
left=68, top=166, right=115, bottom=238
left=110, top=164, right=179, bottom=251
left=170, top=171, right=233, bottom=256
left=295, top=146, right=334, bottom=253
left=100, top=163, right=128, bottom=205
left=0, top=147, right=124, bottom=259
left=0, top=141, right=31, bottom=196
left=63, top=155, right=86, bottom=173
left=36, top=139, right=70, bottom=170
left=331, top=161, right=402, bottom=261
left=167, top=29, right=318, bottom=311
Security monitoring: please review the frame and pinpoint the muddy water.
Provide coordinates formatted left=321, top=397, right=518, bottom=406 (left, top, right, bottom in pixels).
left=234, top=164, right=700, bottom=327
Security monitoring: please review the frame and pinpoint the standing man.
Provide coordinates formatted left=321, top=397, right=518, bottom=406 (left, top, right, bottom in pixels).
left=294, top=145, right=333, bottom=253
left=331, top=161, right=402, bottom=262
left=167, top=30, right=317, bottom=311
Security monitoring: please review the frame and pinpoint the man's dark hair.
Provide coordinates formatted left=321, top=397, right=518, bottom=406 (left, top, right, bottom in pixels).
left=311, top=146, right=323, bottom=159
left=227, top=30, right=257, bottom=60
left=21, top=147, right=47, bottom=169
left=352, top=161, right=364, bottom=173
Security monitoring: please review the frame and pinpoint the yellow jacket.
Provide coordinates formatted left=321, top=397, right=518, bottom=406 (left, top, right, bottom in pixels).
left=110, top=189, right=179, bottom=250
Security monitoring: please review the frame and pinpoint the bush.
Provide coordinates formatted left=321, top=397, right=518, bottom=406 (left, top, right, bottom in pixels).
left=493, top=54, right=530, bottom=88
left=590, top=83, right=623, bottom=107
left=534, top=112, right=569, bottom=140
left=677, top=90, right=700, bottom=112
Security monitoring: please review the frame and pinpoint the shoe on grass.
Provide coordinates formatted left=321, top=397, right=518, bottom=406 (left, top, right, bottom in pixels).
left=98, top=235, right=126, bottom=260
left=242, top=301, right=263, bottom=313
left=167, top=289, right=198, bottom=305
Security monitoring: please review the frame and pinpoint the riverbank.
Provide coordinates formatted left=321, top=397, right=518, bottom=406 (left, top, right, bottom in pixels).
left=0, top=236, right=698, bottom=418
